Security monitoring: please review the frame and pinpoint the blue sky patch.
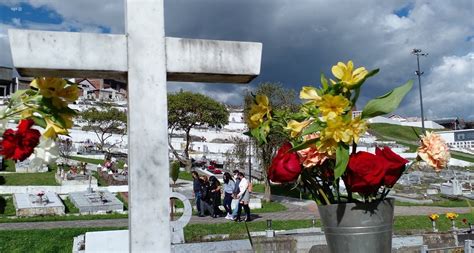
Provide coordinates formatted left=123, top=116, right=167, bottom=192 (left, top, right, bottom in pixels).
left=393, top=3, right=414, bottom=18
left=0, top=3, right=62, bottom=27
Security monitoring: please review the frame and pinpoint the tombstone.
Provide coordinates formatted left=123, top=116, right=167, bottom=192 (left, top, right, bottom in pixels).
left=8, top=0, right=261, bottom=251
left=13, top=192, right=65, bottom=217
left=68, top=190, right=123, bottom=214
left=73, top=192, right=193, bottom=252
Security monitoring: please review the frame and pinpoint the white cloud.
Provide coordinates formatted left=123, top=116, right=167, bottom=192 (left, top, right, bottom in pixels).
left=400, top=52, right=474, bottom=120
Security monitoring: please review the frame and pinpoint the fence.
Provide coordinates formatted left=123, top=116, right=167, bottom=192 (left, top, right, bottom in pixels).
left=421, top=239, right=473, bottom=253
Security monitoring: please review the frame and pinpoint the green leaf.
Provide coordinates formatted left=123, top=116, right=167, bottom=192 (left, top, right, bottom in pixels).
left=301, top=121, right=322, bottom=136
left=289, top=138, right=319, bottom=152
left=321, top=73, right=329, bottom=90
left=10, top=90, right=28, bottom=102
left=334, top=144, right=349, bottom=180
left=31, top=116, right=47, bottom=129
left=361, top=80, right=413, bottom=119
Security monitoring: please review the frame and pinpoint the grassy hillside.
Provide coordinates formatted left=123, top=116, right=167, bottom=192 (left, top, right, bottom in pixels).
left=368, top=123, right=474, bottom=163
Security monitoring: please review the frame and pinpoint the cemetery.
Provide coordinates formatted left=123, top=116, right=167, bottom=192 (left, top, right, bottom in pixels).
left=0, top=1, right=473, bottom=253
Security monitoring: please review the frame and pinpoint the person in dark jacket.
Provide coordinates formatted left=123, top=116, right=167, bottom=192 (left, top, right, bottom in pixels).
left=191, top=171, right=201, bottom=215
left=199, top=175, right=213, bottom=217
left=209, top=176, right=223, bottom=218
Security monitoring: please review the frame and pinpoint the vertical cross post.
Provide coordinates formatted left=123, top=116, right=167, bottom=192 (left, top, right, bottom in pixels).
left=126, top=0, right=170, bottom=252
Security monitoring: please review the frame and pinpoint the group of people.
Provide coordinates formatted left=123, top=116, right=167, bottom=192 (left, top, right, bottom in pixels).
left=192, top=169, right=252, bottom=222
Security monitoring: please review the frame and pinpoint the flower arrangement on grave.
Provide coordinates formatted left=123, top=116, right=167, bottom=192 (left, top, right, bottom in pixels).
left=446, top=212, right=459, bottom=230
left=245, top=60, right=451, bottom=205
left=0, top=78, right=79, bottom=170
left=36, top=191, right=45, bottom=197
left=429, top=213, right=439, bottom=232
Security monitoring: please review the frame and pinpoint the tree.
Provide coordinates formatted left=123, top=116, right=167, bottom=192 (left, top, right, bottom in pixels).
left=230, top=136, right=249, bottom=172
left=81, top=104, right=127, bottom=153
left=169, top=160, right=180, bottom=186
left=244, top=82, right=298, bottom=201
left=168, top=90, right=229, bottom=171
left=57, top=137, right=73, bottom=166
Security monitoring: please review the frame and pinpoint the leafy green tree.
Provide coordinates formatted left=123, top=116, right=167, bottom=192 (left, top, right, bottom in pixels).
left=81, top=104, right=127, bottom=153
left=244, top=82, right=298, bottom=201
left=168, top=90, right=229, bottom=171
left=170, top=160, right=180, bottom=186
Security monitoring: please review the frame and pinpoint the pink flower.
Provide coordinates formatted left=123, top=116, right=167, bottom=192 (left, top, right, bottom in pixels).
left=417, top=132, right=450, bottom=172
left=297, top=134, right=328, bottom=168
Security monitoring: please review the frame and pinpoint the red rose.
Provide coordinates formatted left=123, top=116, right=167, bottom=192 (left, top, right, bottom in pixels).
left=376, top=147, right=409, bottom=187
left=343, top=151, right=385, bottom=195
left=0, top=119, right=41, bottom=162
left=269, top=142, right=302, bottom=182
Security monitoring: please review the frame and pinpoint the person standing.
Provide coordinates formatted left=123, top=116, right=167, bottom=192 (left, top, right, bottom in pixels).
left=191, top=171, right=202, bottom=215
left=235, top=172, right=251, bottom=222
left=222, top=172, right=235, bottom=219
left=209, top=176, right=223, bottom=218
left=231, top=170, right=241, bottom=219
left=199, top=175, right=213, bottom=217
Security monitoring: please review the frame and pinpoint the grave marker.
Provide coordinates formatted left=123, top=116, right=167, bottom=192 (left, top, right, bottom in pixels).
left=8, top=0, right=262, bottom=252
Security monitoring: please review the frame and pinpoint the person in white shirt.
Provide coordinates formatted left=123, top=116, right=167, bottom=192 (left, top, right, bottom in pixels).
left=235, top=172, right=251, bottom=222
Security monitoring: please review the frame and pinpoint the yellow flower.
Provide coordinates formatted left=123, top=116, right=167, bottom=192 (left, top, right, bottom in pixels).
left=318, top=136, right=338, bottom=156
left=43, top=114, right=73, bottom=139
left=323, top=116, right=352, bottom=144
left=285, top=120, right=311, bottom=138
left=247, top=95, right=271, bottom=129
left=417, top=132, right=450, bottom=172
left=445, top=212, right=458, bottom=220
left=316, top=94, right=350, bottom=120
left=428, top=213, right=439, bottom=221
left=31, top=78, right=80, bottom=108
left=348, top=116, right=367, bottom=143
left=300, top=86, right=321, bottom=104
left=331, top=60, right=368, bottom=89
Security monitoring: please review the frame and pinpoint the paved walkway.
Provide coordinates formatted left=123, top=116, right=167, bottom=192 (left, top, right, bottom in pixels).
left=0, top=199, right=471, bottom=230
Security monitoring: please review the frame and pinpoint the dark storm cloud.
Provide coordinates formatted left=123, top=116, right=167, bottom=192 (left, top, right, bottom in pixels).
left=0, top=0, right=472, bottom=119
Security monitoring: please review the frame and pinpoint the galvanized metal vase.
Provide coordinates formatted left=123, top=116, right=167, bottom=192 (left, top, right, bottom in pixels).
left=318, top=198, right=395, bottom=253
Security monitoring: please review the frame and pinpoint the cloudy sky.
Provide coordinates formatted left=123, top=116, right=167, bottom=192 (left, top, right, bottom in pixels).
left=0, top=0, right=473, bottom=120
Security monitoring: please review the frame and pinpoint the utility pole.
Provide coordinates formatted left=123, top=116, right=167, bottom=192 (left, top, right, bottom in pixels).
left=412, top=48, right=428, bottom=134
left=248, top=137, right=252, bottom=183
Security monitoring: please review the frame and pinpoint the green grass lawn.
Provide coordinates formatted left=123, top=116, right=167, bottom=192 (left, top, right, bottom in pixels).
left=0, top=195, right=16, bottom=216
left=1, top=159, right=16, bottom=172
left=0, top=171, right=58, bottom=186
left=396, top=198, right=474, bottom=208
left=2, top=214, right=471, bottom=252
left=0, top=227, right=126, bottom=253
left=178, top=171, right=193, bottom=181
left=69, top=155, right=104, bottom=165
left=252, top=183, right=312, bottom=200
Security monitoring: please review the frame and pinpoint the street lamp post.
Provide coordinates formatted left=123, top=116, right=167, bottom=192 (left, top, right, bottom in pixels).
left=412, top=48, right=428, bottom=134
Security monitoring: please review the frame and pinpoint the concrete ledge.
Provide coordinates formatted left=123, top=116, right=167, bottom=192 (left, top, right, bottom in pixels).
left=166, top=37, right=262, bottom=83
left=0, top=185, right=128, bottom=194
left=8, top=29, right=127, bottom=80
left=8, top=30, right=262, bottom=84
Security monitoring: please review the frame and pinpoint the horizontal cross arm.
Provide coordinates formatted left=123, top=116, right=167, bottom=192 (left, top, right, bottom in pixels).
left=165, top=37, right=262, bottom=83
left=8, top=29, right=262, bottom=84
left=8, top=29, right=128, bottom=80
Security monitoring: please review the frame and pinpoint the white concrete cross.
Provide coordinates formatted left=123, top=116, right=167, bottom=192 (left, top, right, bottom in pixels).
left=7, top=1, right=262, bottom=252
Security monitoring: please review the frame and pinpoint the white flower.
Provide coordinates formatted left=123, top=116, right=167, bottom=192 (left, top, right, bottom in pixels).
left=28, top=137, right=59, bottom=171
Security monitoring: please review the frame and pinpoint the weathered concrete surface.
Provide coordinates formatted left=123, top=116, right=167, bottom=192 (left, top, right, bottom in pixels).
left=8, top=29, right=128, bottom=80
left=166, top=37, right=262, bottom=83
left=8, top=30, right=262, bottom=84
left=13, top=192, right=65, bottom=217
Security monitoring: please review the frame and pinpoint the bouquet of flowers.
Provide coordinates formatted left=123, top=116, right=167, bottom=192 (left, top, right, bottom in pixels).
left=246, top=60, right=450, bottom=205
left=0, top=78, right=79, bottom=169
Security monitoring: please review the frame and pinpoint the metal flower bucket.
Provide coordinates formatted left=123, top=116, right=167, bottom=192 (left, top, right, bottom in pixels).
left=318, top=198, right=395, bottom=253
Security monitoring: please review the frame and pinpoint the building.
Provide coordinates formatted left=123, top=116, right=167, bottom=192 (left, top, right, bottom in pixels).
left=437, top=129, right=474, bottom=150
left=76, top=79, right=127, bottom=102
